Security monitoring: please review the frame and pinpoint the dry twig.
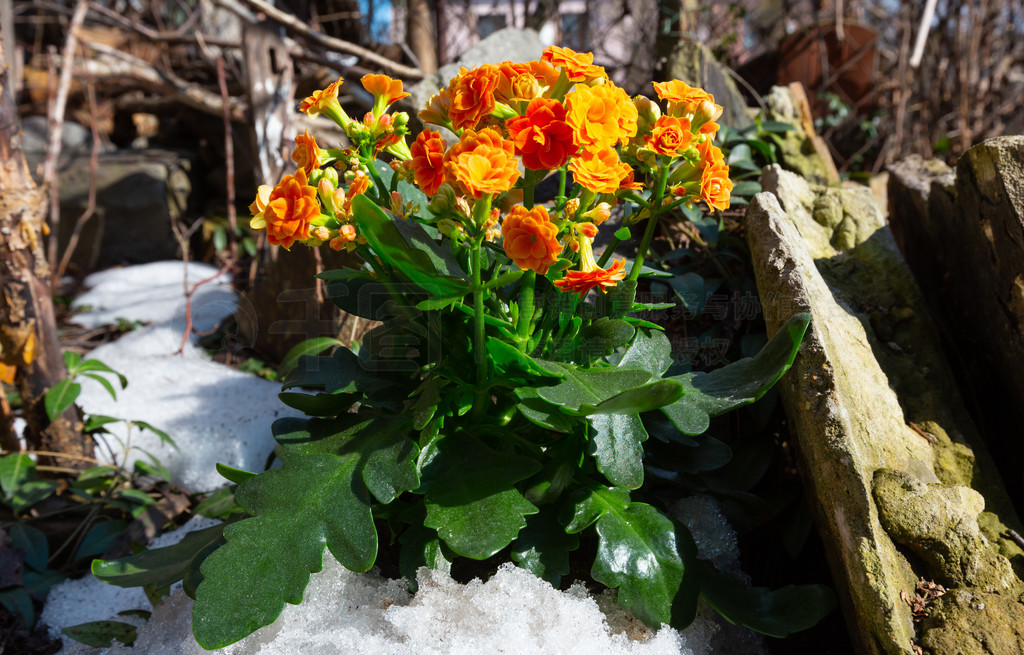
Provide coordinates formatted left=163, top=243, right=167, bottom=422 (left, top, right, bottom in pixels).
left=54, top=78, right=100, bottom=282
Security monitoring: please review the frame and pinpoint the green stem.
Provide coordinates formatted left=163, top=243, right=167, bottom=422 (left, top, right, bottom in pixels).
left=471, top=242, right=488, bottom=417
left=628, top=164, right=671, bottom=281
left=516, top=271, right=536, bottom=350
left=523, top=170, right=537, bottom=209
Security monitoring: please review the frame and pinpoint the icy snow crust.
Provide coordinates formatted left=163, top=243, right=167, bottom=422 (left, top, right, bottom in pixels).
left=45, top=262, right=764, bottom=655
left=68, top=261, right=294, bottom=492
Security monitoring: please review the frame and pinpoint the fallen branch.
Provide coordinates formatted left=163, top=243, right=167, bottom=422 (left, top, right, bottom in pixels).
left=77, top=40, right=248, bottom=122
left=235, top=0, right=423, bottom=79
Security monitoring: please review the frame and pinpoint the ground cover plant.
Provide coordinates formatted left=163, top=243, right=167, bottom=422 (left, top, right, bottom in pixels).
left=94, top=46, right=834, bottom=649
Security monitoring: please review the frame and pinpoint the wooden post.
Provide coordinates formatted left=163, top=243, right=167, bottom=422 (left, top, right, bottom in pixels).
left=0, top=31, right=91, bottom=465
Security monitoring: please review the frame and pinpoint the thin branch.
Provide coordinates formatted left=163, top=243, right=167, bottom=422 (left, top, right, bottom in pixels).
left=54, top=78, right=100, bottom=281
left=42, top=0, right=88, bottom=279
left=235, top=0, right=423, bottom=79
left=217, top=56, right=238, bottom=260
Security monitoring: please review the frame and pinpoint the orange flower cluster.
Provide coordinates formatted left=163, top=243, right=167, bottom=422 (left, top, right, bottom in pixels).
left=254, top=47, right=733, bottom=305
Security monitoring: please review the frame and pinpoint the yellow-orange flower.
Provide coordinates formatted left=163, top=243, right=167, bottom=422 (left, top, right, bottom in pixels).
left=259, top=169, right=320, bottom=249
left=299, top=78, right=345, bottom=120
left=291, top=130, right=323, bottom=174
left=565, top=83, right=638, bottom=150
left=447, top=65, right=500, bottom=131
left=542, top=46, right=607, bottom=82
left=501, top=205, right=562, bottom=274
left=700, top=162, right=733, bottom=212
left=555, top=231, right=625, bottom=297
left=249, top=185, right=271, bottom=217
left=443, top=128, right=520, bottom=199
left=569, top=148, right=634, bottom=194
left=697, top=139, right=726, bottom=167
left=409, top=129, right=447, bottom=196
left=644, top=115, right=692, bottom=157
left=653, top=80, right=715, bottom=116
left=505, top=98, right=576, bottom=170
left=419, top=87, right=452, bottom=127
left=362, top=74, right=410, bottom=110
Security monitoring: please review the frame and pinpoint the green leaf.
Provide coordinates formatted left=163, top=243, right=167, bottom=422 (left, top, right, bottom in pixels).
left=61, top=621, right=137, bottom=647
left=579, top=318, right=634, bottom=356
left=84, top=415, right=121, bottom=432
left=74, top=359, right=128, bottom=389
left=564, top=484, right=630, bottom=534
left=6, top=477, right=59, bottom=514
left=588, top=413, right=647, bottom=489
left=116, top=488, right=155, bottom=507
left=75, top=520, right=129, bottom=560
left=514, top=387, right=576, bottom=434
left=133, top=421, right=177, bottom=449
left=614, top=226, right=631, bottom=240
left=487, top=340, right=563, bottom=381
left=8, top=523, right=48, bottom=571
left=618, top=329, right=673, bottom=376
left=63, top=350, right=83, bottom=371
left=0, top=453, right=34, bottom=498
left=282, top=348, right=361, bottom=392
left=213, top=226, right=227, bottom=252
left=662, top=313, right=810, bottom=436
left=599, top=279, right=638, bottom=319
left=277, top=337, right=343, bottom=378
left=731, top=180, right=762, bottom=197
left=272, top=414, right=418, bottom=504
left=536, top=364, right=652, bottom=414
left=592, top=498, right=698, bottom=629
left=398, top=524, right=451, bottom=591
left=350, top=194, right=469, bottom=296
left=694, top=559, right=836, bottom=636
left=194, top=486, right=242, bottom=519
left=23, top=569, right=66, bottom=598
left=93, top=524, right=226, bottom=589
left=215, top=463, right=257, bottom=485
left=587, top=379, right=683, bottom=415
left=0, top=588, right=33, bottom=628
left=758, top=120, right=796, bottom=134
left=44, top=379, right=80, bottom=421
left=193, top=453, right=378, bottom=649
left=421, top=431, right=540, bottom=559
left=82, top=372, right=118, bottom=401
left=511, top=511, right=579, bottom=586
left=278, top=392, right=359, bottom=417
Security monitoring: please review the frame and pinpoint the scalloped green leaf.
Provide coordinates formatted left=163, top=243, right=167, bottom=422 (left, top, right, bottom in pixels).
left=421, top=432, right=540, bottom=559
left=511, top=511, right=579, bottom=586
left=618, top=329, right=673, bottom=376
left=589, top=413, right=647, bottom=489
left=62, top=621, right=137, bottom=647
left=278, top=392, right=359, bottom=417
left=536, top=364, right=652, bottom=413
left=662, top=313, right=810, bottom=436
left=695, top=559, right=836, bottom=636
left=193, top=453, right=378, bottom=649
left=591, top=498, right=699, bottom=629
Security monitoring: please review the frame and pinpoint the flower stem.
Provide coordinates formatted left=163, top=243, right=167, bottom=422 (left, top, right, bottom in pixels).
left=471, top=241, right=488, bottom=416
left=628, top=163, right=670, bottom=281
left=516, top=270, right=536, bottom=351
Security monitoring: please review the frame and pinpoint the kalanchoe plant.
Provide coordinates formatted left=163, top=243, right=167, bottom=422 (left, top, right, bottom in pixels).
left=94, top=46, right=833, bottom=648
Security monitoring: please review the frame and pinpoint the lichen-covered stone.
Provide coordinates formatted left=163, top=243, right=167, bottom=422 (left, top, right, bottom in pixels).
left=747, top=165, right=1024, bottom=653
left=764, top=86, right=837, bottom=185
left=666, top=41, right=753, bottom=130
left=920, top=589, right=1024, bottom=655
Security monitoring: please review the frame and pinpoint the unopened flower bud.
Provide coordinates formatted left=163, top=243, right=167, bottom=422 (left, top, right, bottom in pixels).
left=391, top=112, right=409, bottom=131
left=584, top=202, right=612, bottom=225
left=318, top=179, right=338, bottom=214
left=428, top=183, right=457, bottom=214
left=491, top=102, right=518, bottom=121
left=313, top=226, right=331, bottom=241
left=578, top=222, right=598, bottom=239
left=437, top=218, right=462, bottom=239
left=634, top=96, right=661, bottom=133
left=391, top=191, right=405, bottom=217
left=511, top=73, right=542, bottom=101
left=455, top=197, right=472, bottom=218
left=308, top=168, right=325, bottom=186
left=694, top=100, right=724, bottom=126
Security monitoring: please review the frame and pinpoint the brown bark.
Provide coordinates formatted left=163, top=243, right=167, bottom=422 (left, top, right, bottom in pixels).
left=0, top=32, right=91, bottom=466
left=406, top=0, right=437, bottom=75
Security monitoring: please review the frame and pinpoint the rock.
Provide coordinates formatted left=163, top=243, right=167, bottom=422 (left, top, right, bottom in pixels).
left=919, top=589, right=1024, bottom=655
left=746, top=165, right=1024, bottom=654
left=405, top=28, right=547, bottom=121
left=54, top=149, right=192, bottom=271
left=887, top=138, right=1024, bottom=513
left=665, top=41, right=753, bottom=130
left=873, top=469, right=1018, bottom=590
left=764, top=84, right=839, bottom=185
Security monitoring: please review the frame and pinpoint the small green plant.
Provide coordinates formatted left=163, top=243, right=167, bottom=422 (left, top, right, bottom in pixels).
left=715, top=117, right=794, bottom=207
left=1, top=355, right=176, bottom=643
